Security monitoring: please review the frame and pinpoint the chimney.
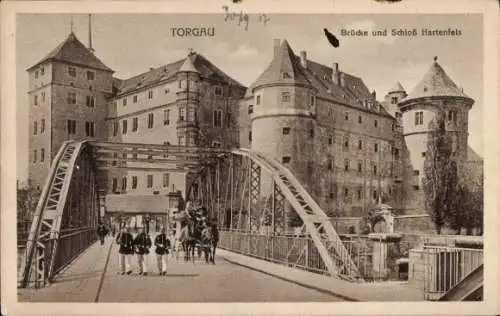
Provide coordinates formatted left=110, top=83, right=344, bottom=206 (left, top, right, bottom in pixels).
left=339, top=72, right=345, bottom=87
left=88, top=14, right=94, bottom=53
left=273, top=39, right=280, bottom=58
left=300, top=51, right=307, bottom=68
left=372, top=90, right=376, bottom=99
left=332, top=62, right=340, bottom=85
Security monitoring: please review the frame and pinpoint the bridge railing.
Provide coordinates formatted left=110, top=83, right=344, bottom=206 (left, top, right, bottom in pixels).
left=19, top=226, right=97, bottom=287
left=422, top=245, right=483, bottom=300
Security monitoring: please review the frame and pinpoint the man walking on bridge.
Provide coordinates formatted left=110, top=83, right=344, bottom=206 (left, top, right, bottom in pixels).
left=116, top=226, right=133, bottom=275
left=134, top=228, right=152, bottom=276
left=154, top=227, right=170, bottom=276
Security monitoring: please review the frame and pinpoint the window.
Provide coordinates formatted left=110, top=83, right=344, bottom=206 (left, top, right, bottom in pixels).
left=68, top=67, right=76, bottom=77
left=35, top=70, right=39, bottom=79
left=448, top=110, right=458, bottom=123
left=67, top=120, right=76, bottom=134
left=129, top=176, right=137, bottom=189
left=373, top=190, right=378, bottom=200
left=34, top=95, right=38, bottom=106
left=86, top=71, right=95, bottom=80
left=248, top=131, right=252, bottom=142
left=391, top=96, right=398, bottom=104
left=282, top=127, right=290, bottom=135
left=282, top=156, right=291, bottom=164
left=86, top=95, right=95, bottom=107
left=132, top=153, right=138, bottom=160
left=67, top=92, right=76, bottom=105
left=122, top=120, right=128, bottom=134
left=40, top=148, right=45, bottom=162
left=343, top=137, right=349, bottom=151
left=415, top=111, right=424, bottom=125
left=187, top=108, right=196, bottom=122
left=309, top=94, right=315, bottom=106
left=121, top=177, right=127, bottom=190
left=256, top=95, right=261, bottom=105
left=122, top=98, right=127, bottom=106
left=164, top=88, right=170, bottom=94
left=373, top=163, right=377, bottom=175
left=163, top=173, right=170, bottom=188
left=112, top=178, right=118, bottom=192
left=394, top=148, right=400, bottom=159
left=178, top=80, right=183, bottom=89
left=358, top=161, right=362, bottom=173
left=164, top=109, right=170, bottom=125
left=328, top=137, right=333, bottom=145
left=357, top=188, right=362, bottom=200
left=33, top=121, right=38, bottom=135
left=344, top=188, right=349, bottom=197
left=215, top=86, right=222, bottom=96
left=113, top=122, right=118, bottom=136
left=213, top=109, right=223, bottom=127
left=374, top=119, right=378, bottom=128
left=413, top=185, right=420, bottom=190
left=327, top=159, right=333, bottom=170
left=374, top=143, right=378, bottom=152
left=358, top=116, right=362, bottom=124
left=148, top=113, right=154, bottom=129
left=344, top=159, right=350, bottom=172
left=147, top=175, right=153, bottom=188
left=358, top=139, right=362, bottom=150
left=395, top=112, right=402, bottom=118
left=40, top=119, right=45, bottom=134
left=283, top=72, right=291, bottom=79
left=132, top=117, right=138, bottom=132
left=309, top=129, right=315, bottom=138
left=248, top=104, right=253, bottom=114
left=85, top=121, right=95, bottom=137
left=421, top=152, right=426, bottom=158
left=41, top=92, right=46, bottom=103
left=148, top=90, right=153, bottom=99
left=413, top=170, right=420, bottom=176
left=391, top=123, right=395, bottom=131
left=40, top=67, right=45, bottom=75
left=211, top=141, right=222, bottom=148
left=281, top=92, right=291, bottom=102
left=33, top=150, right=37, bottom=163
left=344, top=111, right=349, bottom=120
left=112, top=153, right=117, bottom=166
left=133, top=95, right=138, bottom=103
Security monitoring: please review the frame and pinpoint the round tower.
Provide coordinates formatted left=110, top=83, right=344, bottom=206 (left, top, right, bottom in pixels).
left=249, top=40, right=316, bottom=186
left=176, top=51, right=200, bottom=147
left=398, top=57, right=474, bottom=186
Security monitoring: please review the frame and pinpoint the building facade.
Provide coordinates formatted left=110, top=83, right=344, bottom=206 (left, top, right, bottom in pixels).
left=27, top=33, right=480, bottom=219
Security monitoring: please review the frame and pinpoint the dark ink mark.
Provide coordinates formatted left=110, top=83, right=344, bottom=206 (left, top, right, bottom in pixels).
left=222, top=5, right=270, bottom=31
left=324, top=28, right=340, bottom=48
left=232, top=0, right=243, bottom=3
left=374, top=0, right=403, bottom=2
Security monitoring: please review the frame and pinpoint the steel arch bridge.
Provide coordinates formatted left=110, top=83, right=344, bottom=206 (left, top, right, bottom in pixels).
left=19, top=140, right=363, bottom=288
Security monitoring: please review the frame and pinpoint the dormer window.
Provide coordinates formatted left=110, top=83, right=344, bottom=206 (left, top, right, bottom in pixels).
left=40, top=67, right=45, bottom=76
left=423, top=86, right=428, bottom=92
left=282, top=72, right=291, bottom=79
left=256, top=95, right=261, bottom=105
left=68, top=67, right=76, bottom=77
left=281, top=92, right=291, bottom=102
left=248, top=104, right=253, bottom=114
left=391, top=96, right=398, bottom=104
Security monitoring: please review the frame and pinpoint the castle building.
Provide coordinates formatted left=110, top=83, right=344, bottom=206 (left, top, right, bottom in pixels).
left=27, top=33, right=480, bottom=220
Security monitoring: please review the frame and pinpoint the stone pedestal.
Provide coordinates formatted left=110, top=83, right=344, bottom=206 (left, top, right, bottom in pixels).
left=368, top=233, right=402, bottom=280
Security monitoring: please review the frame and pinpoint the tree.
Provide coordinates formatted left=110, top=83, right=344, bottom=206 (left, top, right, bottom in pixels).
left=422, top=111, right=458, bottom=234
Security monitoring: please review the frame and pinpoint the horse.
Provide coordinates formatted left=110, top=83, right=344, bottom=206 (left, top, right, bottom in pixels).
left=200, top=223, right=219, bottom=264
left=178, top=220, right=202, bottom=263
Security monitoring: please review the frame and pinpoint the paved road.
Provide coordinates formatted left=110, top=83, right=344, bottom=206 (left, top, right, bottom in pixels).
left=19, top=236, right=343, bottom=302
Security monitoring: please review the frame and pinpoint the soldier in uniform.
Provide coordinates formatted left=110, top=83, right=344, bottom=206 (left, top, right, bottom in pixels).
left=115, top=226, right=133, bottom=275
left=133, top=227, right=152, bottom=275
left=154, top=228, right=171, bottom=276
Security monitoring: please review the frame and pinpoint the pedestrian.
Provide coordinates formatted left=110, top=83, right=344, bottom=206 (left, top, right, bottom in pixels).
left=169, top=230, right=178, bottom=259
left=154, top=227, right=170, bottom=276
left=116, top=226, right=133, bottom=275
left=134, top=227, right=152, bottom=276
left=97, top=223, right=107, bottom=245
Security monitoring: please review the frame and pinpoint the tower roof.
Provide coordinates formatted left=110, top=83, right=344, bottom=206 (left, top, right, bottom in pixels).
left=178, top=53, right=200, bottom=73
left=388, top=81, right=406, bottom=94
left=403, top=57, right=470, bottom=101
left=250, top=39, right=311, bottom=91
left=27, top=32, right=113, bottom=72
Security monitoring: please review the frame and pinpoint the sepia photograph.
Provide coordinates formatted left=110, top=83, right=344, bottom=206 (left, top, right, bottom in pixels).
left=1, top=0, right=498, bottom=315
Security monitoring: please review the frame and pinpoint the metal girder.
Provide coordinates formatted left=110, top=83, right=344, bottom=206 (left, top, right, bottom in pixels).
left=248, top=160, right=261, bottom=231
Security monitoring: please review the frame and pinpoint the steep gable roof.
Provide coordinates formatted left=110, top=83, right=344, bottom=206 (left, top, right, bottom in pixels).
left=28, top=32, right=113, bottom=72
left=115, top=52, right=244, bottom=96
left=403, top=58, right=471, bottom=101
left=388, top=82, right=406, bottom=94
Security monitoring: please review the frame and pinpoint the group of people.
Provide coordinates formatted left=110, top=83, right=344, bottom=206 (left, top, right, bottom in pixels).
left=115, top=226, right=173, bottom=276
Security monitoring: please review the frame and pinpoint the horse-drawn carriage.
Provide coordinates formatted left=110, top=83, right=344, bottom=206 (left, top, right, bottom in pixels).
left=174, top=203, right=219, bottom=264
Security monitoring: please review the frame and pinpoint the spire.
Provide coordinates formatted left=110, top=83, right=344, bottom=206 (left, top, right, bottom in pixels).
left=70, top=16, right=74, bottom=33
left=88, top=14, right=94, bottom=53
left=388, top=81, right=406, bottom=94
left=179, top=53, right=199, bottom=73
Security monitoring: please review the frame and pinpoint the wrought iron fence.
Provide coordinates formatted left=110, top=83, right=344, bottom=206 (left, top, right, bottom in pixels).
left=19, top=226, right=98, bottom=287
left=422, top=245, right=483, bottom=300
left=219, top=230, right=411, bottom=282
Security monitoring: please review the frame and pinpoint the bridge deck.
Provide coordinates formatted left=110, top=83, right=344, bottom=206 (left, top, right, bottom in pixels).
left=18, top=236, right=343, bottom=302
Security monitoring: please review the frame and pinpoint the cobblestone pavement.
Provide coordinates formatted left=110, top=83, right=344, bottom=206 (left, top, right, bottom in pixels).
left=18, top=235, right=343, bottom=302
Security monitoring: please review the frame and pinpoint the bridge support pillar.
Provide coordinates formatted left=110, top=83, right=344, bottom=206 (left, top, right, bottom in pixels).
left=369, top=233, right=402, bottom=280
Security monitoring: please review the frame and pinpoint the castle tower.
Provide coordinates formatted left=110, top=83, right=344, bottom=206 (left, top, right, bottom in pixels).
left=249, top=39, right=316, bottom=188
left=176, top=52, right=201, bottom=147
left=27, top=31, right=114, bottom=189
left=398, top=57, right=474, bottom=192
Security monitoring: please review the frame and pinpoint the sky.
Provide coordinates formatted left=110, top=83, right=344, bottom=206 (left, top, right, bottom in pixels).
left=16, top=13, right=483, bottom=182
